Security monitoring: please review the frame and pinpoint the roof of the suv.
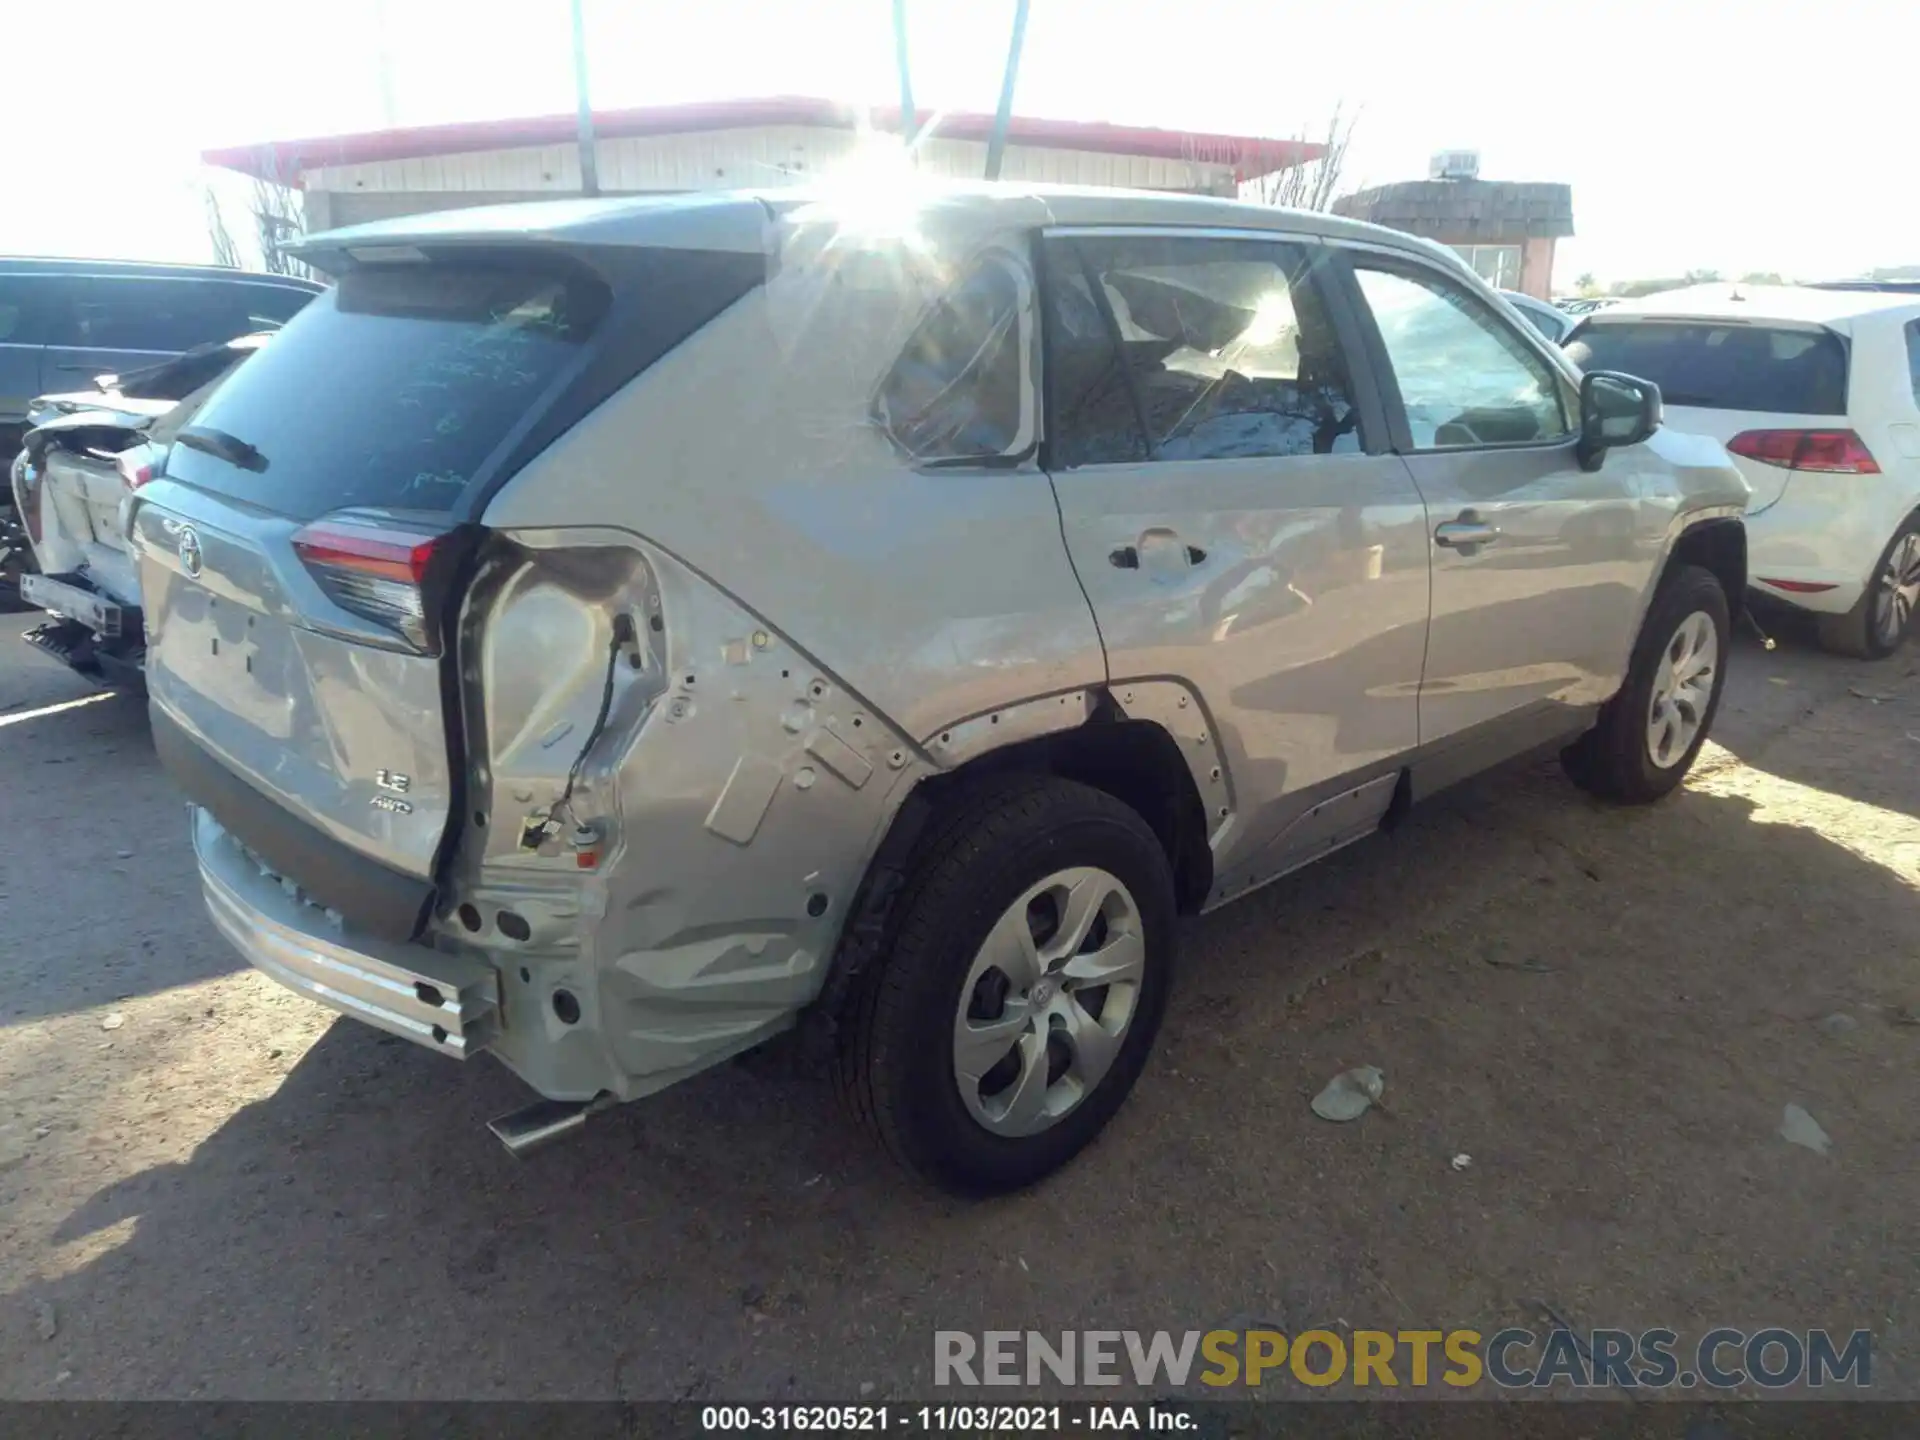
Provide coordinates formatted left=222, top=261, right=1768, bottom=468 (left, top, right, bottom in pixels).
left=1587, top=283, right=1920, bottom=329
left=298, top=183, right=1455, bottom=269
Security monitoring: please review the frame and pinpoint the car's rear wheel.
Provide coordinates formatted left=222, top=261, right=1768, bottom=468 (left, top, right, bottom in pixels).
left=1816, top=516, right=1920, bottom=661
left=1563, top=563, right=1730, bottom=804
left=836, top=775, right=1175, bottom=1196
left=0, top=504, right=37, bottom=613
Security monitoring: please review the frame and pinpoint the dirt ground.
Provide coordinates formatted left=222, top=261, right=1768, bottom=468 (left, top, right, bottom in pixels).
left=1, top=609, right=1916, bottom=1401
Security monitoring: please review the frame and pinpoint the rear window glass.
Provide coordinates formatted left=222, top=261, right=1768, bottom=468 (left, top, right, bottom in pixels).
left=876, top=255, right=1027, bottom=462
left=161, top=262, right=606, bottom=518
left=1566, top=322, right=1848, bottom=415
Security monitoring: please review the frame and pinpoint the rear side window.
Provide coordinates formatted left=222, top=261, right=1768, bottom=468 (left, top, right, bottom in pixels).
left=237, top=282, right=316, bottom=331
left=1352, top=263, right=1571, bottom=448
left=116, top=342, right=252, bottom=402
left=1566, top=322, right=1848, bottom=415
left=57, top=277, right=257, bottom=352
left=876, top=254, right=1030, bottom=462
left=1043, top=234, right=1363, bottom=466
left=162, top=261, right=607, bottom=518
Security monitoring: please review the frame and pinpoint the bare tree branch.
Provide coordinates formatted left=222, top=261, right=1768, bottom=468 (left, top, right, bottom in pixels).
left=204, top=187, right=242, bottom=270
left=1249, top=104, right=1360, bottom=213
left=251, top=153, right=311, bottom=278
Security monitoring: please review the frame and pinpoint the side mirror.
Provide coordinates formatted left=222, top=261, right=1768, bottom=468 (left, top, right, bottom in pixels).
left=1577, top=370, right=1661, bottom=471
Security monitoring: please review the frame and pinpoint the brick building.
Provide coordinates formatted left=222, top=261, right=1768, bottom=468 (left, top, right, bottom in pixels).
left=1334, top=162, right=1574, bottom=300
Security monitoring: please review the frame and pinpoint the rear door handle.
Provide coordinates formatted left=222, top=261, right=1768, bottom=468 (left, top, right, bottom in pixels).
left=1111, top=532, right=1208, bottom=571
left=1434, top=519, right=1501, bottom=551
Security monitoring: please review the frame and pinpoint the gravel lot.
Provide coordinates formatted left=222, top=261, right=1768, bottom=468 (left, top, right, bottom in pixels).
left=2, top=608, right=1916, bottom=1400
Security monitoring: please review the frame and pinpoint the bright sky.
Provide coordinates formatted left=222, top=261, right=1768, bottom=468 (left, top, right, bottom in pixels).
left=3, top=0, right=1909, bottom=287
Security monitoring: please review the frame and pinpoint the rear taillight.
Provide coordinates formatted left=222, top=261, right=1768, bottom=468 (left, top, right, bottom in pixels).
left=292, top=516, right=451, bottom=652
left=1726, top=429, right=1881, bottom=474
left=116, top=442, right=161, bottom=490
left=12, top=453, right=44, bottom=544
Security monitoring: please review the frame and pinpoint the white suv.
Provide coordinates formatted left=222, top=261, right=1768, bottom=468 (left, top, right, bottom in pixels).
left=1568, top=285, right=1920, bottom=658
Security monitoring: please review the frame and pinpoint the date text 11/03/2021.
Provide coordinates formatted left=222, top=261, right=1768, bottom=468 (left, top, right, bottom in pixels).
left=701, top=1407, right=1187, bottom=1432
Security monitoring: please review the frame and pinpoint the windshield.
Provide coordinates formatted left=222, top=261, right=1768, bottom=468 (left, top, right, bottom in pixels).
left=160, top=260, right=607, bottom=519
left=1566, top=321, right=1848, bottom=414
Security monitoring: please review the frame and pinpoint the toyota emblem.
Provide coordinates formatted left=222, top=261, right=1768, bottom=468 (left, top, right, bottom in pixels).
left=177, top=526, right=203, bottom=578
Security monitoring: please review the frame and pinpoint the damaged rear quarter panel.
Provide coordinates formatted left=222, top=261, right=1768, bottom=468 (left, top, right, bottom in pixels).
left=477, top=201, right=1106, bottom=753
left=444, top=527, right=932, bottom=1102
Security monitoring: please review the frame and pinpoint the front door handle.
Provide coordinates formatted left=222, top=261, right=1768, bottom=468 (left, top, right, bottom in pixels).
left=1434, top=518, right=1501, bottom=552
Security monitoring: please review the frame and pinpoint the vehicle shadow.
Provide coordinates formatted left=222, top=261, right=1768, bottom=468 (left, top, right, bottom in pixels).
left=13, top=758, right=1920, bottom=1400
left=1708, top=616, right=1920, bottom=820
left=0, top=686, right=245, bottom=1025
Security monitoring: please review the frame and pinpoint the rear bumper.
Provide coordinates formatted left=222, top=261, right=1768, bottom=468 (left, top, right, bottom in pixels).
left=1745, top=477, right=1915, bottom=615
left=193, top=807, right=501, bottom=1057
left=152, top=701, right=435, bottom=943
left=20, top=570, right=133, bottom=636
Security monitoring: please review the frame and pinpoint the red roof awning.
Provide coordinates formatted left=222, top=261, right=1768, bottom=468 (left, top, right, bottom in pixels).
left=203, top=95, right=1322, bottom=187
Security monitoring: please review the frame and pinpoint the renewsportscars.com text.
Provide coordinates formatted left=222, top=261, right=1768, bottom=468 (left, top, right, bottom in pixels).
left=934, top=1328, right=1872, bottom=1391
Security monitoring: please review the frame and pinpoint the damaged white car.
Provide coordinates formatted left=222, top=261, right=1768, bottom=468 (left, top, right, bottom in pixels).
left=13, top=334, right=268, bottom=683
left=134, top=187, right=1748, bottom=1194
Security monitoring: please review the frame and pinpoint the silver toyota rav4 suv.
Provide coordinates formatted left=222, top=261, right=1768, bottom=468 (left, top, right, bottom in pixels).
left=136, top=185, right=1749, bottom=1195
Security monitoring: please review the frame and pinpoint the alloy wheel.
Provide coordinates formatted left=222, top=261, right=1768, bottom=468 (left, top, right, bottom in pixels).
left=1871, top=532, right=1920, bottom=651
left=952, top=866, right=1145, bottom=1138
left=1646, top=610, right=1718, bottom=769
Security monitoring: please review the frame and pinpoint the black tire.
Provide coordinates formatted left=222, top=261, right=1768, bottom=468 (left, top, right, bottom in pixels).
left=0, top=508, right=36, bottom=614
left=1563, top=563, right=1730, bottom=804
left=835, top=774, right=1176, bottom=1197
left=1815, top=514, right=1920, bottom=661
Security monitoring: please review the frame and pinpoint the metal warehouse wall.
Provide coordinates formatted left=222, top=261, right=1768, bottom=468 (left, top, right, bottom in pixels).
left=304, top=124, right=1238, bottom=204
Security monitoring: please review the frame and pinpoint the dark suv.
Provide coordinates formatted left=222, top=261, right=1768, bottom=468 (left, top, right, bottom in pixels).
left=0, top=257, right=321, bottom=455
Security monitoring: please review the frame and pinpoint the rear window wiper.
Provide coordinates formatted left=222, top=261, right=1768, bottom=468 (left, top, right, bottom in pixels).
left=175, top=425, right=269, bottom=473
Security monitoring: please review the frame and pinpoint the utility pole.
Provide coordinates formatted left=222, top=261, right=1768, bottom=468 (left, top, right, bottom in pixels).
left=371, top=0, right=398, bottom=126
left=983, top=0, right=1031, bottom=181
left=892, top=0, right=917, bottom=143
left=569, top=0, right=600, bottom=196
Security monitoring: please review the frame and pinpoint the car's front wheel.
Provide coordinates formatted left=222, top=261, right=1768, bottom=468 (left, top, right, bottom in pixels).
left=837, top=776, right=1176, bottom=1196
left=1564, top=563, right=1731, bottom=804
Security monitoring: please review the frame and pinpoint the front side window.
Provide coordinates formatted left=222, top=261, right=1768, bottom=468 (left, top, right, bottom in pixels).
left=875, top=254, right=1030, bottom=463
left=1905, top=320, right=1920, bottom=408
left=1043, top=234, right=1362, bottom=467
left=1511, top=299, right=1571, bottom=344
left=1353, top=263, right=1572, bottom=448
